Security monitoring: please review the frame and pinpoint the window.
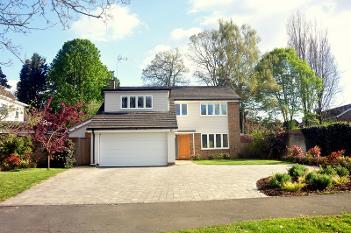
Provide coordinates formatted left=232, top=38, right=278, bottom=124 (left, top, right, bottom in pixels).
left=130, top=96, right=136, bottom=108
left=201, top=133, right=229, bottom=149
left=138, top=96, right=144, bottom=108
left=201, top=134, right=207, bottom=148
left=209, top=134, right=215, bottom=148
left=176, top=104, right=188, bottom=116
left=221, top=103, right=227, bottom=115
left=122, top=97, right=128, bottom=108
left=146, top=96, right=152, bottom=108
left=201, top=104, right=207, bottom=115
left=121, top=96, right=152, bottom=109
left=200, top=103, right=227, bottom=116
left=223, top=134, right=228, bottom=148
left=15, top=109, right=19, bottom=119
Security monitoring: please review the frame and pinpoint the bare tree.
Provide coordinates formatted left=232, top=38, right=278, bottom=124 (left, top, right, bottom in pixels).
left=287, top=11, right=339, bottom=121
left=142, top=49, right=189, bottom=87
left=0, top=0, right=128, bottom=64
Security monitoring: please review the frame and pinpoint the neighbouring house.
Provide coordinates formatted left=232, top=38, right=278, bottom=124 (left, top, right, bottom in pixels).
left=322, top=104, right=351, bottom=122
left=69, top=85, right=241, bottom=167
left=0, top=87, right=27, bottom=122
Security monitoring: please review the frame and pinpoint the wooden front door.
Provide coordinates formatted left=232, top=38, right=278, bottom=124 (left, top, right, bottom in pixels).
left=177, top=134, right=191, bottom=160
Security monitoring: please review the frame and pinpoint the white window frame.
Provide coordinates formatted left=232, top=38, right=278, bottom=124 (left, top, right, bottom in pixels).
left=201, top=133, right=229, bottom=150
left=175, top=103, right=188, bottom=116
left=120, top=95, right=153, bottom=109
left=200, top=102, right=227, bottom=116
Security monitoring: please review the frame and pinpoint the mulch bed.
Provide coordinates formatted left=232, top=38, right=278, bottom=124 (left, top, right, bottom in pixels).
left=257, top=176, right=351, bottom=196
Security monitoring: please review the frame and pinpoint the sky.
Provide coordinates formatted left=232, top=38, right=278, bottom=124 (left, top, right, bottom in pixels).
left=2, top=0, right=351, bottom=108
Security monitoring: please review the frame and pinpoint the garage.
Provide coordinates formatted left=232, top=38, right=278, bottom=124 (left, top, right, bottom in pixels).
left=97, top=132, right=168, bottom=166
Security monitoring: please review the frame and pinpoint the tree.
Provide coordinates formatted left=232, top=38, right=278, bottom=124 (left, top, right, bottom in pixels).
left=16, top=53, right=48, bottom=107
left=48, top=39, right=112, bottom=108
left=189, top=20, right=260, bottom=131
left=0, top=0, right=128, bottom=65
left=29, top=98, right=83, bottom=168
left=142, top=49, right=189, bottom=87
left=0, top=67, right=10, bottom=88
left=254, top=48, right=322, bottom=128
left=287, top=12, right=339, bottom=121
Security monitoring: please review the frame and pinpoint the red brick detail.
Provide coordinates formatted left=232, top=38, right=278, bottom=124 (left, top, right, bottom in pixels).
left=228, top=102, right=240, bottom=157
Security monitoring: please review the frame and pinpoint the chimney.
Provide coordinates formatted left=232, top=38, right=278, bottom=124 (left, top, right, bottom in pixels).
left=109, top=79, right=116, bottom=89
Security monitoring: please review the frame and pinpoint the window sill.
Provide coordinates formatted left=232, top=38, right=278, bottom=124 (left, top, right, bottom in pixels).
left=201, top=147, right=230, bottom=150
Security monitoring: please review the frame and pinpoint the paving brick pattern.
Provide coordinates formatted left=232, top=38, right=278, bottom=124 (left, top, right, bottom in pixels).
left=1, top=163, right=290, bottom=205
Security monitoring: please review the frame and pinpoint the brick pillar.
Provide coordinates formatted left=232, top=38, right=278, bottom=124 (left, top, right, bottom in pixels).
left=228, top=102, right=240, bottom=157
left=194, top=133, right=201, bottom=156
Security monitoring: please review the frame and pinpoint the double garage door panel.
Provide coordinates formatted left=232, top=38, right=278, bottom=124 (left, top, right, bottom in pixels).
left=99, top=132, right=167, bottom=166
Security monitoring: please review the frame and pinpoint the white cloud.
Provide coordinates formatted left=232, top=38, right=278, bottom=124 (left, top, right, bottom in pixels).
left=189, top=0, right=234, bottom=13
left=71, top=4, right=141, bottom=42
left=7, top=80, right=18, bottom=95
left=171, top=27, right=202, bottom=41
left=188, top=0, right=351, bottom=106
left=139, top=44, right=172, bottom=70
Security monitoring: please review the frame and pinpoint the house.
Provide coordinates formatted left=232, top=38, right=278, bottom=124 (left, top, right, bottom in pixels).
left=69, top=86, right=241, bottom=167
left=0, top=86, right=27, bottom=122
left=322, top=104, right=351, bottom=122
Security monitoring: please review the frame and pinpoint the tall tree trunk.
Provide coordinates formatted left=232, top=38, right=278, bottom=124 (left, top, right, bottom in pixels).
left=47, top=155, right=51, bottom=169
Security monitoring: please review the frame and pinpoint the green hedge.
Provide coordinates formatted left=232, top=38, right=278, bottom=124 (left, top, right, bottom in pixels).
left=302, top=123, right=351, bottom=156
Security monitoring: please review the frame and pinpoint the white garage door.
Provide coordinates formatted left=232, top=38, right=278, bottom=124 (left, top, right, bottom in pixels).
left=99, top=132, right=168, bottom=166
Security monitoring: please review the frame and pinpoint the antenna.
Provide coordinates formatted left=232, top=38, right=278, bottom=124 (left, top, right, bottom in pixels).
left=116, top=55, right=128, bottom=79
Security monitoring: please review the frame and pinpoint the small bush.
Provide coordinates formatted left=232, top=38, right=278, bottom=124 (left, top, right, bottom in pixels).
left=306, top=146, right=321, bottom=158
left=327, top=150, right=345, bottom=163
left=319, top=166, right=337, bottom=176
left=287, top=145, right=304, bottom=158
left=306, top=172, right=333, bottom=190
left=270, top=173, right=291, bottom=188
left=335, top=166, right=350, bottom=177
left=208, top=153, right=230, bottom=160
left=333, top=176, right=350, bottom=185
left=288, top=164, right=308, bottom=178
left=191, top=154, right=201, bottom=160
left=282, top=181, right=305, bottom=192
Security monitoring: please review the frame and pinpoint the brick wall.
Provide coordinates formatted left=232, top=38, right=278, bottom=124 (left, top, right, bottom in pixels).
left=193, top=133, right=231, bottom=159
left=228, top=102, right=240, bottom=157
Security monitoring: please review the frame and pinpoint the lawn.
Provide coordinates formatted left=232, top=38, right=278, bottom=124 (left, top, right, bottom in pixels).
left=193, top=159, right=287, bottom=165
left=170, top=213, right=351, bottom=233
left=0, top=168, right=65, bottom=202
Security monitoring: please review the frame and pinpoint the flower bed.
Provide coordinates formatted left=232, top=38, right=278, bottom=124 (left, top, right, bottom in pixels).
left=257, top=164, right=351, bottom=196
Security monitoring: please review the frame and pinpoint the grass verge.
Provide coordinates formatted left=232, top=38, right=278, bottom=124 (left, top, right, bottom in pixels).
left=0, top=168, right=65, bottom=201
left=193, top=159, right=287, bottom=165
left=170, top=213, right=351, bottom=233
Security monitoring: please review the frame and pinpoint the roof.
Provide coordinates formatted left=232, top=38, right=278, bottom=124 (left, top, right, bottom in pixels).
left=87, top=102, right=177, bottom=130
left=322, top=104, right=351, bottom=120
left=103, top=86, right=241, bottom=101
left=170, top=86, right=240, bottom=100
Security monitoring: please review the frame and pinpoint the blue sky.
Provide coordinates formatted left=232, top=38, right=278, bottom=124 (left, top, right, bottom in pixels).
left=2, top=0, right=351, bottom=107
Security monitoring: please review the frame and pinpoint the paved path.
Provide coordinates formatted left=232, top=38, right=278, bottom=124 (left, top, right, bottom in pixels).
left=1, top=164, right=290, bottom=205
left=1, top=193, right=351, bottom=233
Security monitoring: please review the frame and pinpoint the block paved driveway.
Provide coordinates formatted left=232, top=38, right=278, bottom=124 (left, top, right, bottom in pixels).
left=1, top=163, right=290, bottom=206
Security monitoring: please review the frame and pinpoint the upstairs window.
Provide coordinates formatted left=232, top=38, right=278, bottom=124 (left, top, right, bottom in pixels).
left=176, top=104, right=188, bottom=116
left=121, top=96, right=153, bottom=109
left=200, top=103, right=227, bottom=116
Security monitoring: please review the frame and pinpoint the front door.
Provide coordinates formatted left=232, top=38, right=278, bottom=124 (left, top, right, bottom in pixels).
left=177, top=134, right=191, bottom=160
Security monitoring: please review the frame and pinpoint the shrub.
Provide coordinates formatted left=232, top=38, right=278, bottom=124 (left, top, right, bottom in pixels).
left=288, top=164, right=308, bottom=178
left=287, top=145, right=304, bottom=158
left=0, top=135, right=33, bottom=163
left=327, top=150, right=345, bottom=163
left=208, top=153, right=230, bottom=160
left=335, top=166, right=350, bottom=177
left=319, top=166, right=337, bottom=176
left=306, top=171, right=333, bottom=190
left=52, top=139, right=76, bottom=168
left=282, top=181, right=305, bottom=192
left=1, top=153, right=21, bottom=171
left=270, top=173, right=291, bottom=188
left=333, top=176, right=350, bottom=185
left=191, top=154, right=201, bottom=160
left=306, top=146, right=321, bottom=158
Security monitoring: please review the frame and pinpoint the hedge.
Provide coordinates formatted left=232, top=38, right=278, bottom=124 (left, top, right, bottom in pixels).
left=302, top=123, right=351, bottom=156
